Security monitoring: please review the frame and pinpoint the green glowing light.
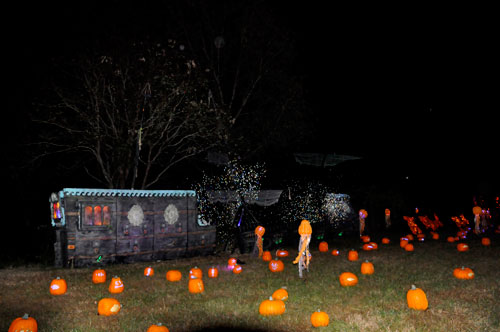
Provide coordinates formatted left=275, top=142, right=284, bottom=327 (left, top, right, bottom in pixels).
left=96, top=255, right=102, bottom=262
left=338, top=232, right=343, bottom=236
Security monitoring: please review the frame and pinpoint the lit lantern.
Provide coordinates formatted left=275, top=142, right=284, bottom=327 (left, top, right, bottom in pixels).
left=359, top=209, right=368, bottom=236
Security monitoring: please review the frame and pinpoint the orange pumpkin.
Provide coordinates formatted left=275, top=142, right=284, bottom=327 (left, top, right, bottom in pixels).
left=318, top=241, right=328, bottom=252
left=457, top=243, right=469, bottom=252
left=339, top=272, right=358, bottom=286
left=262, top=251, right=272, bottom=261
left=362, top=243, right=373, bottom=251
left=368, top=242, right=378, bottom=249
left=359, top=209, right=368, bottom=218
left=404, top=243, right=414, bottom=251
left=188, top=278, right=204, bottom=294
left=348, top=249, right=358, bottom=261
left=92, top=269, right=106, bottom=284
left=269, top=258, right=284, bottom=272
left=431, top=232, right=439, bottom=240
left=228, top=257, right=237, bottom=267
left=276, top=249, right=289, bottom=257
left=272, top=287, right=288, bottom=301
left=208, top=267, right=219, bottom=278
left=109, top=276, right=124, bottom=294
left=144, top=266, right=154, bottom=277
left=298, top=219, right=312, bottom=235
left=189, top=267, right=203, bottom=279
left=381, top=237, right=390, bottom=244
left=255, top=225, right=265, bottom=237
left=49, top=277, right=67, bottom=295
left=453, top=266, right=474, bottom=280
left=232, top=264, right=243, bottom=274
left=259, top=297, right=285, bottom=316
left=360, top=235, right=370, bottom=243
left=97, top=298, right=121, bottom=316
left=481, top=237, right=491, bottom=246
left=310, top=310, right=329, bottom=327
left=406, top=234, right=414, bottom=241
left=331, top=249, right=340, bottom=256
left=8, top=313, right=38, bottom=332
left=407, top=285, right=428, bottom=310
left=447, top=236, right=455, bottom=243
left=472, top=206, right=482, bottom=215
left=400, top=239, right=409, bottom=248
left=361, top=260, right=374, bottom=275
left=147, top=323, right=170, bottom=332
left=166, top=270, right=182, bottom=282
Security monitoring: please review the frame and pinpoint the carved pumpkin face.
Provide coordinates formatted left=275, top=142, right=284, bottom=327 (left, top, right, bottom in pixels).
left=189, top=267, right=203, bottom=279
left=407, top=285, right=428, bottom=310
left=259, top=297, right=285, bottom=316
left=8, top=313, right=38, bottom=332
left=166, top=270, right=182, bottom=282
left=208, top=267, right=219, bottom=278
left=50, top=277, right=67, bottom=295
left=276, top=249, right=289, bottom=257
left=310, top=310, right=329, bottom=327
left=92, top=269, right=106, bottom=284
left=98, top=298, right=121, bottom=316
left=109, top=276, right=124, bottom=294
left=269, top=259, right=284, bottom=272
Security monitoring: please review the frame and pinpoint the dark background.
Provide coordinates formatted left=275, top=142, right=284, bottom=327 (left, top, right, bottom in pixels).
left=2, top=1, right=498, bottom=264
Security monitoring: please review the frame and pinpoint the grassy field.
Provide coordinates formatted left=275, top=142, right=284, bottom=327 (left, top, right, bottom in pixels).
left=1, top=234, right=499, bottom=332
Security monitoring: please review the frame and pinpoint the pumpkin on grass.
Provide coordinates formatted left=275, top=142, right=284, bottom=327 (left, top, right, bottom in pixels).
left=166, top=270, right=182, bottom=282
left=404, top=243, right=414, bottom=252
left=453, top=266, right=474, bottom=280
left=109, top=276, right=124, bottom=294
left=407, top=285, right=428, bottom=310
left=259, top=297, right=285, bottom=316
left=188, top=278, right=204, bottom=294
left=361, top=260, right=374, bottom=275
left=232, top=264, right=243, bottom=274
left=92, top=269, right=106, bottom=284
left=481, top=237, right=491, bottom=246
left=269, top=258, right=284, bottom=272
left=347, top=249, right=358, bottom=261
left=276, top=249, right=289, bottom=257
left=331, top=249, right=340, bottom=256
left=311, top=310, right=329, bottom=327
left=318, top=241, right=328, bottom=252
left=8, top=313, right=38, bottom=332
left=189, top=266, right=203, bottom=279
left=50, top=277, right=67, bottom=295
left=208, top=267, right=219, bottom=278
left=339, top=272, right=358, bottom=286
left=381, top=237, right=390, bottom=244
left=272, top=287, right=288, bottom=301
left=144, top=266, right=154, bottom=277
left=262, top=251, right=272, bottom=261
left=147, top=323, right=170, bottom=332
left=457, top=243, right=469, bottom=252
left=98, top=298, right=121, bottom=316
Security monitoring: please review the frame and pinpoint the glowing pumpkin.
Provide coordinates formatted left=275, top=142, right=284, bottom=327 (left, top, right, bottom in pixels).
left=276, top=249, right=289, bottom=257
left=269, top=259, right=284, bottom=272
left=92, top=269, right=106, bottom=284
left=49, top=277, right=67, bottom=295
left=232, top=264, right=243, bottom=274
left=109, top=276, right=124, bottom=294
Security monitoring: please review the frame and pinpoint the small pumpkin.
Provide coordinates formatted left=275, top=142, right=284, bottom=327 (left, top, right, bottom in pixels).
left=404, top=243, right=414, bottom=252
left=457, top=243, right=469, bottom=252
left=109, top=276, right=124, bottom=294
left=453, top=266, right=474, bottom=280
left=92, top=269, right=106, bottom=284
left=447, top=236, right=455, bottom=243
left=259, top=297, right=285, bottom=316
left=188, top=278, right=204, bottom=294
left=361, top=260, right=374, bottom=275
left=318, top=241, right=328, bottom=252
left=276, top=249, right=289, bottom=257
left=347, top=249, right=358, bottom=261
left=360, top=235, right=370, bottom=243
left=166, top=270, right=182, bottom=282
left=272, top=287, right=288, bottom=301
left=481, top=237, right=491, bottom=246
left=8, top=313, right=38, bottom=332
left=331, top=249, right=340, bottom=256
left=400, top=239, right=409, bottom=248
left=381, top=237, right=390, bottom=244
left=208, top=267, right=219, bottom=278
left=431, top=232, right=439, bottom=240
left=262, top=250, right=272, bottom=261
left=269, top=258, right=284, bottom=272
left=49, top=277, right=67, bottom=295
left=339, top=272, right=358, bottom=286
left=407, top=285, right=428, bottom=310
left=362, top=243, right=373, bottom=251
left=144, top=266, right=154, bottom=277
left=406, top=234, right=414, bottom=241
left=97, top=298, right=121, bottom=316
left=368, top=241, right=378, bottom=249
left=147, top=323, right=170, bottom=332
left=228, top=257, right=237, bottom=267
left=189, top=266, right=203, bottom=279
left=232, top=264, right=243, bottom=274
left=310, top=310, right=329, bottom=327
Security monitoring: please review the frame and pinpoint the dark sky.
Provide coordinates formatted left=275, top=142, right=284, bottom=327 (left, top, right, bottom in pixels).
left=4, top=1, right=499, bottom=193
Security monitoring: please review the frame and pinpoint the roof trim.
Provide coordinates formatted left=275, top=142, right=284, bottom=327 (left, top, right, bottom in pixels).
left=60, top=188, right=196, bottom=197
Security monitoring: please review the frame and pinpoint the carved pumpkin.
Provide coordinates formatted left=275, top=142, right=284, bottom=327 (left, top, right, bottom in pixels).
left=331, top=249, right=340, bottom=256
left=318, top=241, right=328, bottom=252
left=97, top=298, right=121, bottom=316
left=92, top=269, right=106, bottom=284
left=407, top=285, right=428, bottom=310
left=262, top=250, right=272, bottom=261
left=208, top=267, right=219, bottom=278
left=298, top=219, right=312, bottom=235
left=188, top=278, right=204, bottom=294
left=276, top=249, right=289, bottom=257
left=269, top=258, right=284, bottom=272
left=404, top=243, right=414, bottom=252
left=147, top=323, right=170, bottom=332
left=8, top=313, right=38, bottom=332
left=228, top=257, right=237, bottom=267
left=189, top=267, right=203, bottom=279
left=166, top=270, right=182, bottom=282
left=347, top=249, right=358, bottom=261
left=259, top=297, right=285, bottom=316
left=339, top=272, right=358, bottom=286
left=457, top=243, right=469, bottom=252
left=310, top=310, right=329, bottom=327
left=361, top=260, right=374, bottom=275
left=232, top=264, right=243, bottom=274
left=481, top=237, right=491, bottom=246
left=381, top=237, right=390, bottom=244
left=144, top=266, right=154, bottom=277
left=272, top=287, right=288, bottom=301
left=453, top=266, right=474, bottom=280
left=368, top=242, right=378, bottom=249
left=49, top=277, right=67, bottom=295
left=362, top=243, right=373, bottom=251
left=109, top=276, right=124, bottom=294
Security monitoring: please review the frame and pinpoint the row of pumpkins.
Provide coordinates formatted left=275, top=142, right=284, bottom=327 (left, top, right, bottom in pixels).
left=9, top=232, right=491, bottom=331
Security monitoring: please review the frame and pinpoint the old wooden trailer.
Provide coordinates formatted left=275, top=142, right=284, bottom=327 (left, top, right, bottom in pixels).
left=50, top=188, right=215, bottom=267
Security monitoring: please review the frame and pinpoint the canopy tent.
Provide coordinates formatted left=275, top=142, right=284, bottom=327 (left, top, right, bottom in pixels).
left=294, top=153, right=362, bottom=167
left=205, top=190, right=283, bottom=207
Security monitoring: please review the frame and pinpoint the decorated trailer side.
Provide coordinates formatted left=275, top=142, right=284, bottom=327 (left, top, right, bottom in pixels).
left=50, top=188, right=215, bottom=267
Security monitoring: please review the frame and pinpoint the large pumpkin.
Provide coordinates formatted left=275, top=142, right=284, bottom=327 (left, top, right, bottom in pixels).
left=92, top=269, right=106, bottom=284
left=259, top=297, right=285, bottom=316
left=318, top=241, right=329, bottom=252
left=147, top=323, right=170, bottom=332
left=109, top=276, right=124, bottom=294
left=272, top=287, right=288, bottom=301
left=339, top=272, right=358, bottom=286
left=188, top=278, right=205, bottom=294
left=269, top=259, right=284, bottom=272
left=166, top=270, right=182, bottom=282
left=310, top=310, right=329, bottom=327
left=49, top=277, right=67, bottom=295
left=347, top=249, right=358, bottom=261
left=361, top=260, right=374, bottom=275
left=98, top=298, right=121, bottom=316
left=407, top=285, right=428, bottom=310
left=8, top=313, right=38, bottom=332
left=453, top=266, right=474, bottom=280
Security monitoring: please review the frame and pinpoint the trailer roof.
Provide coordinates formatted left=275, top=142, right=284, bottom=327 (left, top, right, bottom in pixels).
left=60, top=188, right=196, bottom=197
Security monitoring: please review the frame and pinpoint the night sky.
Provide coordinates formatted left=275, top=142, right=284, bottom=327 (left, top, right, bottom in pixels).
left=3, top=2, right=499, bottom=230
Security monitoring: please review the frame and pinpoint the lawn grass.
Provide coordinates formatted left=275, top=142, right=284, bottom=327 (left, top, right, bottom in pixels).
left=1, top=234, right=499, bottom=331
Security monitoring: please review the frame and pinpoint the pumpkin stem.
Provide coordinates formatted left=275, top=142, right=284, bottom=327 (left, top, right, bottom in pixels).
left=22, top=313, right=29, bottom=319
left=411, top=284, right=417, bottom=290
